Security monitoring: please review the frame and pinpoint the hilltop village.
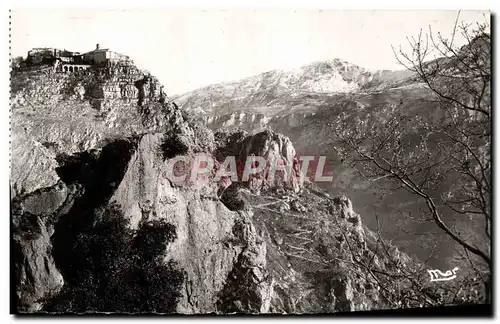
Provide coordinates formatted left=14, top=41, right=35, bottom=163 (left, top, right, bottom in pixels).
left=25, top=44, right=132, bottom=74
left=13, top=44, right=168, bottom=111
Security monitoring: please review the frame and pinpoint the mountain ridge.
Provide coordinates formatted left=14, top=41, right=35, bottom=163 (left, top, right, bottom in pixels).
left=173, top=58, right=416, bottom=116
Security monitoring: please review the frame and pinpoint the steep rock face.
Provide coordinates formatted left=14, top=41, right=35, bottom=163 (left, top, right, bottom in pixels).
left=12, top=181, right=79, bottom=312
left=11, top=64, right=182, bottom=312
left=109, top=131, right=283, bottom=313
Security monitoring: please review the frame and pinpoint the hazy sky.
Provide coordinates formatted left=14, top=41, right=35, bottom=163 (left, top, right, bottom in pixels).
left=11, top=9, right=489, bottom=95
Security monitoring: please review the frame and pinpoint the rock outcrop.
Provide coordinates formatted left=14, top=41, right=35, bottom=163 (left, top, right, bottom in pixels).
left=10, top=65, right=173, bottom=197
left=215, top=129, right=302, bottom=194
left=12, top=182, right=78, bottom=312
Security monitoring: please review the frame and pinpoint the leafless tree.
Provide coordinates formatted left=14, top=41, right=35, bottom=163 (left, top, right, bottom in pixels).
left=333, top=15, right=491, bottom=302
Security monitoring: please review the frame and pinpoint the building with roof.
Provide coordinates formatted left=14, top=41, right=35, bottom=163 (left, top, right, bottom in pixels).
left=25, top=44, right=132, bottom=74
left=27, top=48, right=80, bottom=65
left=82, top=44, right=130, bottom=65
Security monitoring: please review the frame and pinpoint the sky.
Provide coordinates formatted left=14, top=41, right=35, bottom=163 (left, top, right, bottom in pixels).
left=11, top=9, right=490, bottom=95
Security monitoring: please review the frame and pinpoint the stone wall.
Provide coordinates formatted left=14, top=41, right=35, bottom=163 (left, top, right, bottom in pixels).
left=61, top=64, right=90, bottom=73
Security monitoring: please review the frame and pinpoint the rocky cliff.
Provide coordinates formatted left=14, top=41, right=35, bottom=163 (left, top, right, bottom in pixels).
left=11, top=60, right=430, bottom=314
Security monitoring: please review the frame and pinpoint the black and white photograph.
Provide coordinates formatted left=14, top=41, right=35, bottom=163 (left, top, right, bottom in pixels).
left=8, top=7, right=492, bottom=316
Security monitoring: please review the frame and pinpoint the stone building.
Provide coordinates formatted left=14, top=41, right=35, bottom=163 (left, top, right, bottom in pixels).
left=27, top=48, right=80, bottom=65
left=25, top=44, right=132, bottom=74
left=26, top=48, right=56, bottom=65
left=82, top=44, right=130, bottom=65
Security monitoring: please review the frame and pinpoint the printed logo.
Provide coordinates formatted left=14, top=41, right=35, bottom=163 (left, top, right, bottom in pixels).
left=427, top=267, right=459, bottom=282
left=160, top=153, right=334, bottom=186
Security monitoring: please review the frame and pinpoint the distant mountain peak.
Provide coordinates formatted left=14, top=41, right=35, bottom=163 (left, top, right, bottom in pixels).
left=174, top=58, right=415, bottom=117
